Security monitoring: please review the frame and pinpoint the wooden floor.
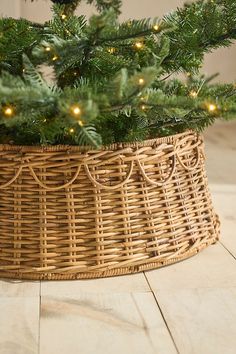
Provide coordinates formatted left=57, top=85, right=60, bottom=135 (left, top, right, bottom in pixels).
left=1, top=122, right=236, bottom=354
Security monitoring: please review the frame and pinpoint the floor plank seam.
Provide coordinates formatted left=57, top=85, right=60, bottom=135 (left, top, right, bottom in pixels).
left=131, top=292, right=159, bottom=354
left=219, top=241, right=236, bottom=261
left=143, top=272, right=180, bottom=354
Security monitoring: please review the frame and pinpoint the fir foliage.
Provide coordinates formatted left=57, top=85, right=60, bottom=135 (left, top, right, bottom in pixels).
left=0, top=0, right=236, bottom=147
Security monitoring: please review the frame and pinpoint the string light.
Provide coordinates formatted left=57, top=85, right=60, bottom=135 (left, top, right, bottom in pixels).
left=141, top=104, right=147, bottom=110
left=189, top=90, right=198, bottom=98
left=61, top=14, right=67, bottom=20
left=138, top=78, right=145, bottom=85
left=69, top=128, right=75, bottom=134
left=69, top=105, right=84, bottom=126
left=52, top=55, right=58, bottom=61
left=139, top=93, right=148, bottom=102
left=72, top=107, right=81, bottom=115
left=135, top=41, right=144, bottom=50
left=70, top=104, right=81, bottom=117
left=2, top=105, right=14, bottom=117
left=153, top=24, right=160, bottom=31
left=107, top=47, right=116, bottom=54
left=207, top=103, right=217, bottom=112
left=45, top=46, right=51, bottom=52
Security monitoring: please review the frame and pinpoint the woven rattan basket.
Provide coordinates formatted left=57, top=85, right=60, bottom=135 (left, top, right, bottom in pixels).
left=0, top=131, right=220, bottom=280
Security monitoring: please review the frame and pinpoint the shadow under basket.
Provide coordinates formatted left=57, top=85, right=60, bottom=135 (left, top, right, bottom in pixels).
left=0, top=131, right=220, bottom=280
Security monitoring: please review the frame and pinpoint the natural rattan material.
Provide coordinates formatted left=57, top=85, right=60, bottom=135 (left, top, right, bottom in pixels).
left=0, top=131, right=220, bottom=280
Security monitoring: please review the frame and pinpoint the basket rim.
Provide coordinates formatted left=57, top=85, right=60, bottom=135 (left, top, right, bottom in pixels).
left=0, top=130, right=197, bottom=152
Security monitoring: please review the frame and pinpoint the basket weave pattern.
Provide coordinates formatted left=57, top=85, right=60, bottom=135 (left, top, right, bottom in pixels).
left=0, top=131, right=219, bottom=280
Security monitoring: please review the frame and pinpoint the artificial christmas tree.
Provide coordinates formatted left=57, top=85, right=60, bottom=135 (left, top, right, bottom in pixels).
left=0, top=0, right=235, bottom=279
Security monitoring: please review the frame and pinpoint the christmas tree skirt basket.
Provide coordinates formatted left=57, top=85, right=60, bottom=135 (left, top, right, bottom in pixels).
left=0, top=131, right=220, bottom=280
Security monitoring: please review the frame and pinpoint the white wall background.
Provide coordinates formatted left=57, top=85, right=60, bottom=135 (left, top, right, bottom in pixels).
left=1, top=0, right=236, bottom=82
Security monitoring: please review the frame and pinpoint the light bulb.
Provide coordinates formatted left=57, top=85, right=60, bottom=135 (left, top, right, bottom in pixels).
left=138, top=78, right=145, bottom=85
left=3, top=106, right=14, bottom=117
left=207, top=103, right=217, bottom=112
left=70, top=104, right=81, bottom=117
left=73, top=108, right=81, bottom=115
left=189, top=90, right=198, bottom=98
left=107, top=47, right=116, bottom=54
left=135, top=42, right=144, bottom=49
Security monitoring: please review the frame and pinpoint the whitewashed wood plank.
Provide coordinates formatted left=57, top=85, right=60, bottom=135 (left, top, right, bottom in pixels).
left=132, top=292, right=178, bottom=354
left=154, top=287, right=236, bottom=354
left=145, top=243, right=236, bottom=290
left=41, top=273, right=150, bottom=296
left=40, top=292, right=177, bottom=354
left=0, top=297, right=39, bottom=354
left=0, top=280, right=40, bottom=297
left=220, top=219, right=236, bottom=258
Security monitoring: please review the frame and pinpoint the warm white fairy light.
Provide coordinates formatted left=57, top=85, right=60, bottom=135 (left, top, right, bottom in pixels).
left=2, top=105, right=14, bottom=117
left=52, top=55, right=58, bottom=61
left=135, top=41, right=144, bottom=49
left=189, top=90, right=198, bottom=98
left=207, top=103, right=217, bottom=112
left=153, top=24, right=160, bottom=31
left=107, top=47, right=116, bottom=54
left=70, top=105, right=81, bottom=116
left=138, top=78, right=145, bottom=85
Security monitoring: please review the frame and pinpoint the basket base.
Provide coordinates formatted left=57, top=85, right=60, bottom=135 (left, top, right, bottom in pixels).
left=0, top=237, right=218, bottom=281
left=0, top=132, right=220, bottom=281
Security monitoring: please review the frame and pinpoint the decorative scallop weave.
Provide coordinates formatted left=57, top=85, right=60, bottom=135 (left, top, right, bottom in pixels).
left=0, top=131, right=220, bottom=280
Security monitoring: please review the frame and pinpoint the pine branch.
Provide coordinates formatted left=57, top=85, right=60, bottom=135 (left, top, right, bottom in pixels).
left=75, top=125, right=102, bottom=147
left=86, top=0, right=122, bottom=16
left=163, top=0, right=236, bottom=72
left=96, top=18, right=165, bottom=44
left=22, top=55, right=50, bottom=91
left=1, top=0, right=236, bottom=146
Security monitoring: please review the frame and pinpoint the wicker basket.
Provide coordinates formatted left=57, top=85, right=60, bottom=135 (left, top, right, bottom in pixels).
left=0, top=131, right=220, bottom=280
